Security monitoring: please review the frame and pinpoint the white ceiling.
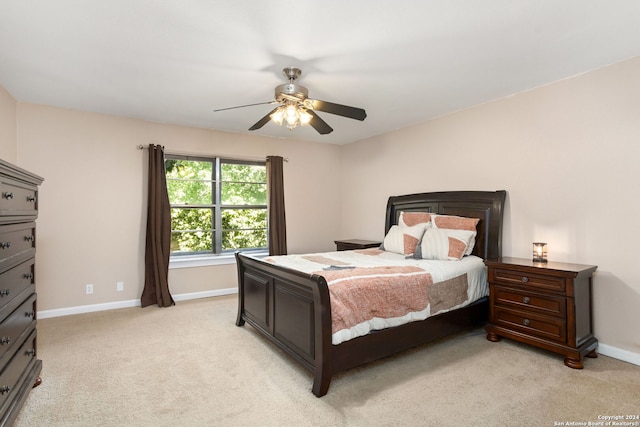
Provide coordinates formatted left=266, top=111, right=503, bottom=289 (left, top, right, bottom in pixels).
left=1, top=1, right=640, bottom=145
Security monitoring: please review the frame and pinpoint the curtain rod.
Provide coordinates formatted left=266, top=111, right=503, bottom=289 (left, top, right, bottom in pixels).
left=136, top=145, right=288, bottom=162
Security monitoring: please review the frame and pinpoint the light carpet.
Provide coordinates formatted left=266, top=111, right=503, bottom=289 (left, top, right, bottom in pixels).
left=15, top=295, right=640, bottom=426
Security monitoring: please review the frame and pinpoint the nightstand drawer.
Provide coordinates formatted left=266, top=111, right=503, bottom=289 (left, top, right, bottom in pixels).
left=494, top=306, right=566, bottom=343
left=493, top=286, right=566, bottom=318
left=492, top=268, right=565, bottom=294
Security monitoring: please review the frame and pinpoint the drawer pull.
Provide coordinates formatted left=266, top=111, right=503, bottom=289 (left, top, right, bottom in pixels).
left=25, top=311, right=35, bottom=318
left=0, top=386, right=10, bottom=395
left=26, top=195, right=36, bottom=203
left=523, top=319, right=531, bottom=326
left=0, top=289, right=9, bottom=297
left=24, top=272, right=34, bottom=280
left=0, top=242, right=10, bottom=249
left=25, top=349, right=36, bottom=357
left=0, top=336, right=10, bottom=345
left=2, top=192, right=13, bottom=200
left=25, top=235, right=35, bottom=242
left=521, top=276, right=529, bottom=283
left=523, top=297, right=531, bottom=304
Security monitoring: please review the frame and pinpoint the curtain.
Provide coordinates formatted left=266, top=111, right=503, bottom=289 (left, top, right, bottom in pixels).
left=141, top=144, right=175, bottom=308
left=266, top=156, right=287, bottom=256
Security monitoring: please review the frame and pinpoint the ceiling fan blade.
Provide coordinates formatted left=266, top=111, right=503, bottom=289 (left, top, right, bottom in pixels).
left=307, top=110, right=333, bottom=135
left=307, top=99, right=367, bottom=121
left=214, top=101, right=275, bottom=112
left=248, top=107, right=280, bottom=131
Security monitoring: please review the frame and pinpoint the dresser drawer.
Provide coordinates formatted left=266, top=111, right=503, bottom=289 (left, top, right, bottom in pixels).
left=0, top=294, right=36, bottom=362
left=492, top=268, right=566, bottom=294
left=493, top=306, right=567, bottom=343
left=493, top=286, right=566, bottom=318
left=0, top=223, right=36, bottom=269
left=0, top=330, right=37, bottom=409
left=0, top=177, right=38, bottom=218
left=0, top=259, right=35, bottom=314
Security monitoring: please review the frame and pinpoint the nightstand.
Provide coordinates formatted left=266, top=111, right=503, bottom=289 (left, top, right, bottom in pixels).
left=334, top=239, right=381, bottom=251
left=484, top=257, right=598, bottom=369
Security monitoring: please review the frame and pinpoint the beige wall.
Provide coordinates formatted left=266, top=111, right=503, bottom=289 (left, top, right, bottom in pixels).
left=340, top=57, right=640, bottom=354
left=6, top=56, right=640, bottom=356
left=0, top=85, right=17, bottom=162
left=16, top=104, right=342, bottom=310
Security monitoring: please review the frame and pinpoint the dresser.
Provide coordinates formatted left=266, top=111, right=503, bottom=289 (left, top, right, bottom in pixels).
left=484, top=257, right=597, bottom=369
left=0, top=159, right=43, bottom=426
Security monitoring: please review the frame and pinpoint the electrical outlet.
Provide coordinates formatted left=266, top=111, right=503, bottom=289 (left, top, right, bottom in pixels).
left=116, top=281, right=124, bottom=292
left=86, top=284, right=94, bottom=295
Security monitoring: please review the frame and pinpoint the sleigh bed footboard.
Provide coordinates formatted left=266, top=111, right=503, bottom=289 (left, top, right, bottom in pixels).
left=235, top=252, right=333, bottom=396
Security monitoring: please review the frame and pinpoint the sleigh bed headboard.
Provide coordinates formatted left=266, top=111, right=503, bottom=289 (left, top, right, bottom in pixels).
left=384, top=190, right=507, bottom=260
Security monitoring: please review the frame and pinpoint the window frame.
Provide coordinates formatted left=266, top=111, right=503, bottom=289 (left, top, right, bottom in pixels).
left=165, top=154, right=268, bottom=265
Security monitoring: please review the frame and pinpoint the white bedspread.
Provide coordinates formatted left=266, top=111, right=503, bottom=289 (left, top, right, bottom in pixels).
left=263, top=249, right=488, bottom=344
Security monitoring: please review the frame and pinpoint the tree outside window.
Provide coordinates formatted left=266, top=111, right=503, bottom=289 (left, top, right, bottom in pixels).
left=165, top=155, right=267, bottom=255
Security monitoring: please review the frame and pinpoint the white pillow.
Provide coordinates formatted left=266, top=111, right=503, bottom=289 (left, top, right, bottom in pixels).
left=430, top=214, right=479, bottom=255
left=416, top=228, right=470, bottom=260
left=383, top=223, right=428, bottom=255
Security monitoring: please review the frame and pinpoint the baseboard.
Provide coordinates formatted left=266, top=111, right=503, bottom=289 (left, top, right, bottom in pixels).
left=171, top=288, right=237, bottom=302
left=37, top=287, right=237, bottom=319
left=597, top=343, right=640, bottom=367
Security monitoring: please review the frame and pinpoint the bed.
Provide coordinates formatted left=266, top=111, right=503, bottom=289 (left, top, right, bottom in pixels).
left=235, top=190, right=506, bottom=396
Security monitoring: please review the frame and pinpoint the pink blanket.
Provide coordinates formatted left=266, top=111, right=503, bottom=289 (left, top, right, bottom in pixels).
left=264, top=251, right=475, bottom=343
left=315, top=266, right=433, bottom=334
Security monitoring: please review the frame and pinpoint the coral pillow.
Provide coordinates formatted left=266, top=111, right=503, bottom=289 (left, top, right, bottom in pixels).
left=430, top=214, right=479, bottom=255
left=399, top=211, right=432, bottom=228
left=383, top=223, right=428, bottom=255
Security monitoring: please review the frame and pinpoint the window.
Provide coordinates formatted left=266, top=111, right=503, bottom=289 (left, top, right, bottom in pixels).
left=165, top=155, right=267, bottom=256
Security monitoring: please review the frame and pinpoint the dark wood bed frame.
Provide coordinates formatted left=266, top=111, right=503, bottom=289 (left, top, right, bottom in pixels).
left=235, top=190, right=507, bottom=396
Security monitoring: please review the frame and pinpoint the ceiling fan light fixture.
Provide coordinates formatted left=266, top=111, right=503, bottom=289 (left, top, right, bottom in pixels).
left=270, top=107, right=285, bottom=126
left=298, top=108, right=312, bottom=125
left=269, top=102, right=311, bottom=130
left=284, top=104, right=299, bottom=127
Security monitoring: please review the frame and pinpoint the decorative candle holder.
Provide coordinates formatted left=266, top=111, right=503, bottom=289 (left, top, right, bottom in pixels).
left=533, top=242, right=548, bottom=262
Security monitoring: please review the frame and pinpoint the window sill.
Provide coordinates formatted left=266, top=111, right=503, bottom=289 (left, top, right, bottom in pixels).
left=169, top=251, right=269, bottom=269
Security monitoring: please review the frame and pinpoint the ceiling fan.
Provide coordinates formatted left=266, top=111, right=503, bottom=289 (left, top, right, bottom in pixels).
left=214, top=67, right=367, bottom=135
